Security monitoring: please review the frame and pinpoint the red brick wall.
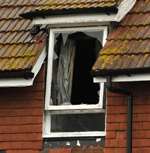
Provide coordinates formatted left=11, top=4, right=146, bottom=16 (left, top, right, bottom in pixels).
left=0, top=66, right=45, bottom=153
left=3, top=66, right=150, bottom=153
left=104, top=82, right=150, bottom=153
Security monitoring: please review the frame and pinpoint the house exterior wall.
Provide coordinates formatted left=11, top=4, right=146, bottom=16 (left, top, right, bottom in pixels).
left=104, top=82, right=150, bottom=153
left=0, top=64, right=104, bottom=153
left=0, top=66, right=45, bottom=153
left=1, top=64, right=150, bottom=153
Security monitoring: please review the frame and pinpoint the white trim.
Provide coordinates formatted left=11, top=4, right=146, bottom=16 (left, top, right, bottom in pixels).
left=31, top=48, right=46, bottom=76
left=46, top=108, right=105, bottom=114
left=43, top=131, right=106, bottom=138
left=43, top=111, right=51, bottom=136
left=116, top=0, right=136, bottom=22
left=45, top=29, right=55, bottom=109
left=32, top=0, right=136, bottom=26
left=0, top=48, right=46, bottom=87
left=94, top=73, right=150, bottom=83
left=46, top=104, right=104, bottom=111
left=45, top=26, right=107, bottom=110
left=99, top=83, right=105, bottom=108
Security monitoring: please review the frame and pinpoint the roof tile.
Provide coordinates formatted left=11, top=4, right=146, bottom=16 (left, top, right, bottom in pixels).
left=21, top=0, right=121, bottom=18
left=93, top=0, right=150, bottom=75
left=0, top=1, right=47, bottom=72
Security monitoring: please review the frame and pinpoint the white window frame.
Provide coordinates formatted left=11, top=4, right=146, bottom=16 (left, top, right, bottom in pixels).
left=44, top=26, right=107, bottom=138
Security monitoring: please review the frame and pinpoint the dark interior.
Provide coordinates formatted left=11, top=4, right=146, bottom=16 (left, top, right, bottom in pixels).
left=70, top=32, right=102, bottom=105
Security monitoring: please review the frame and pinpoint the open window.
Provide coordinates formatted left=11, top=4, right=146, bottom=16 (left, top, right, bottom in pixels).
left=44, top=26, right=107, bottom=138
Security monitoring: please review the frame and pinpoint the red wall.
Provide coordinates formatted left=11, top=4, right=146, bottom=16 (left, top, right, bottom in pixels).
left=1, top=66, right=150, bottom=153
left=0, top=66, right=45, bottom=153
left=104, top=82, right=150, bottom=153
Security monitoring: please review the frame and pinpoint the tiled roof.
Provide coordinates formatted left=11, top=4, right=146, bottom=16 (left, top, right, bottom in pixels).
left=0, top=0, right=122, bottom=75
left=35, top=0, right=120, bottom=10
left=92, top=0, right=150, bottom=76
left=21, top=0, right=121, bottom=18
left=0, top=0, right=47, bottom=73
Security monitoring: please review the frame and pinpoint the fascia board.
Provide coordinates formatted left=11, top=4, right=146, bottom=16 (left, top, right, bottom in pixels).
left=94, top=73, right=150, bottom=83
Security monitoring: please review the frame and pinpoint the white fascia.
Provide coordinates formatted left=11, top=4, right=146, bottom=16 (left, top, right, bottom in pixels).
left=94, top=73, right=150, bottom=83
left=32, top=0, right=136, bottom=26
left=0, top=48, right=46, bottom=87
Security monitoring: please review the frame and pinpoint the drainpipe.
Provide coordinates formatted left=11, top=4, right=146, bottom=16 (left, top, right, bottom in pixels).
left=106, top=76, right=133, bottom=153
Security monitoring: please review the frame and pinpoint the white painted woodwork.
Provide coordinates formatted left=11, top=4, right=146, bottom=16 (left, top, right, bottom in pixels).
left=44, top=27, right=107, bottom=138
left=94, top=74, right=150, bottom=83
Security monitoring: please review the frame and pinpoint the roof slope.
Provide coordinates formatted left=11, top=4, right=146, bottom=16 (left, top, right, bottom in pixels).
left=93, top=0, right=150, bottom=76
left=21, top=0, right=121, bottom=18
left=34, top=0, right=121, bottom=10
left=0, top=0, right=46, bottom=73
left=0, top=0, right=122, bottom=74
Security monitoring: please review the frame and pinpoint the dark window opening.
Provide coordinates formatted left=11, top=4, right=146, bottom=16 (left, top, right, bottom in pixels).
left=51, top=113, right=105, bottom=132
left=69, top=32, right=102, bottom=104
left=51, top=32, right=102, bottom=105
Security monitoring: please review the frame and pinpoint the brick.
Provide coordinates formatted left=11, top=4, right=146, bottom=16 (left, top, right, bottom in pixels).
left=107, top=96, right=126, bottom=106
left=0, top=133, right=42, bottom=142
left=106, top=122, right=127, bottom=131
left=116, top=131, right=126, bottom=140
left=7, top=150, right=40, bottom=153
left=106, top=131, right=116, bottom=139
left=0, top=141, right=42, bottom=150
left=133, top=114, right=150, bottom=122
left=0, top=124, right=42, bottom=134
left=133, top=139, right=150, bottom=147
left=134, top=96, right=150, bottom=105
left=133, top=148, right=150, bottom=153
left=0, top=108, right=43, bottom=117
left=133, top=130, right=150, bottom=139
left=133, top=122, right=150, bottom=130
left=105, top=83, right=150, bottom=152
left=107, top=106, right=127, bottom=114
left=105, top=139, right=126, bottom=148
left=107, top=91, right=125, bottom=97
left=0, top=67, right=45, bottom=151
left=107, top=114, right=127, bottom=123
left=0, top=116, right=42, bottom=125
left=133, top=105, right=150, bottom=114
left=104, top=148, right=126, bottom=153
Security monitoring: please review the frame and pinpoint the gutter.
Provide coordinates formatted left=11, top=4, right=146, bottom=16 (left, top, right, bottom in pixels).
left=106, top=76, right=133, bottom=153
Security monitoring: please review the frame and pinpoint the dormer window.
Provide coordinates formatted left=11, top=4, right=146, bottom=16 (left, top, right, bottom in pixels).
left=44, top=26, right=107, bottom=138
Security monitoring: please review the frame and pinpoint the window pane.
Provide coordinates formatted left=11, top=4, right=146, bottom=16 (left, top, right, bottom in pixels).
left=50, top=31, right=103, bottom=105
left=51, top=113, right=105, bottom=132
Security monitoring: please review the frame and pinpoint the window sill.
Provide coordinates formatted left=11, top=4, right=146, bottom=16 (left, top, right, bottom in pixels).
left=43, top=131, right=106, bottom=138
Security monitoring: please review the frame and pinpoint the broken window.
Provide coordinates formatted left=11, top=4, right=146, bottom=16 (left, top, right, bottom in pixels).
left=51, top=32, right=102, bottom=105
left=44, top=26, right=107, bottom=138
